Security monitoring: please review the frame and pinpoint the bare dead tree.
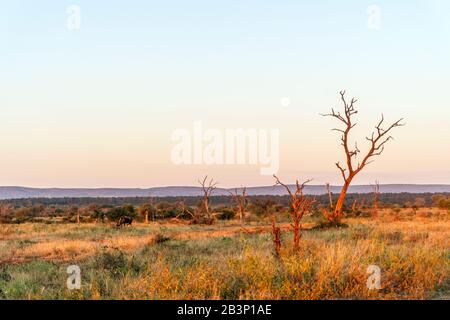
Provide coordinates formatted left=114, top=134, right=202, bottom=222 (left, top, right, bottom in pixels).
left=321, top=91, right=404, bottom=222
left=372, top=180, right=380, bottom=217
left=273, top=175, right=315, bottom=251
left=271, top=213, right=281, bottom=257
left=326, top=183, right=333, bottom=209
left=177, top=176, right=218, bottom=225
left=139, top=197, right=154, bottom=224
left=198, top=176, right=218, bottom=224
left=176, top=200, right=200, bottom=223
left=229, top=187, right=247, bottom=224
left=351, top=199, right=358, bottom=215
left=149, top=195, right=156, bottom=222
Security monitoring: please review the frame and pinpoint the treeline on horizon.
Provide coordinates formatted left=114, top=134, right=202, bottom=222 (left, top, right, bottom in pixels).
left=1, top=192, right=449, bottom=225
left=2, top=192, right=449, bottom=207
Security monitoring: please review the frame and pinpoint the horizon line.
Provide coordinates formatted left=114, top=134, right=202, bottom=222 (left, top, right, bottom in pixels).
left=1, top=183, right=450, bottom=190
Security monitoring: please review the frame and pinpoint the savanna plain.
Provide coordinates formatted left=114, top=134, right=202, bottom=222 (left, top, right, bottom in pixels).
left=0, top=206, right=448, bottom=300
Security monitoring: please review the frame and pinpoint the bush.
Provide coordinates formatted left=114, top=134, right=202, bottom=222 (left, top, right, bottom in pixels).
left=220, top=276, right=248, bottom=299
left=154, top=233, right=171, bottom=244
left=432, top=195, right=450, bottom=210
left=313, top=221, right=349, bottom=230
left=248, top=199, right=279, bottom=217
left=93, top=249, right=128, bottom=277
left=0, top=266, right=12, bottom=282
left=217, top=207, right=236, bottom=220
left=107, top=205, right=137, bottom=221
left=156, top=202, right=183, bottom=219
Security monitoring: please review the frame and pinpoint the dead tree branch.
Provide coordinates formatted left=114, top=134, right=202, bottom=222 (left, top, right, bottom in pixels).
left=273, top=175, right=315, bottom=251
left=321, top=91, right=404, bottom=222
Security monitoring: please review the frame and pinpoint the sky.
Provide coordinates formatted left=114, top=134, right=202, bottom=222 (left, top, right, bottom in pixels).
left=1, top=0, right=449, bottom=188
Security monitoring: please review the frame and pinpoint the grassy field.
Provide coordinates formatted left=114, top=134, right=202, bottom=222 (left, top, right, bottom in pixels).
left=0, top=208, right=448, bottom=300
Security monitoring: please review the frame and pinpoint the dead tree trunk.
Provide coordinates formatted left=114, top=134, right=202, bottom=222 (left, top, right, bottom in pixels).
left=372, top=180, right=380, bottom=217
left=149, top=196, right=155, bottom=223
left=271, top=214, right=281, bottom=257
left=333, top=181, right=351, bottom=221
left=326, top=183, right=333, bottom=209
left=178, top=177, right=217, bottom=225
left=321, top=91, right=404, bottom=223
left=292, top=216, right=301, bottom=250
left=274, top=175, right=315, bottom=251
left=229, top=187, right=247, bottom=225
left=198, top=176, right=218, bottom=224
left=351, top=199, right=358, bottom=215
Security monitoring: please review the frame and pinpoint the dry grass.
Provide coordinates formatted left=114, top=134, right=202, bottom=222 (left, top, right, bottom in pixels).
left=0, top=221, right=293, bottom=264
left=0, top=208, right=448, bottom=300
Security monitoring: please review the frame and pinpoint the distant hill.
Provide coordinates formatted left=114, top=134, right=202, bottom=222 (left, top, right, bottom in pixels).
left=0, top=184, right=449, bottom=200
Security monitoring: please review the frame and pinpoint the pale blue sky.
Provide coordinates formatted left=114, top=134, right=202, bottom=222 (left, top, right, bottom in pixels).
left=1, top=1, right=449, bottom=187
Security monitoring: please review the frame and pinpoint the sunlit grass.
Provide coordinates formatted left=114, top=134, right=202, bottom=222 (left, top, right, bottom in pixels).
left=0, top=208, right=448, bottom=300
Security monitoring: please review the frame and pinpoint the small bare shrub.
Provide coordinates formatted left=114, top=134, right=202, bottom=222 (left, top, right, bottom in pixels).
left=155, top=233, right=171, bottom=244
